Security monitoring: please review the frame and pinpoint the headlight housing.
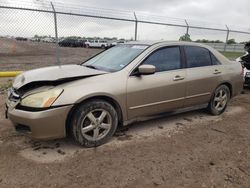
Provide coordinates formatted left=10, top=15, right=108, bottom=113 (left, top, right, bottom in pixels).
left=20, top=89, right=63, bottom=108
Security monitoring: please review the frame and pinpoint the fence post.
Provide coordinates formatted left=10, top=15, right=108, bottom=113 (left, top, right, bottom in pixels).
left=224, top=25, right=230, bottom=52
left=134, top=12, right=138, bottom=41
left=185, top=19, right=189, bottom=36
left=50, top=2, right=60, bottom=65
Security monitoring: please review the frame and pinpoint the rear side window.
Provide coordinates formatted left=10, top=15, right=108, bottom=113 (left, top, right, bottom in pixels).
left=185, top=46, right=212, bottom=68
left=143, top=47, right=181, bottom=72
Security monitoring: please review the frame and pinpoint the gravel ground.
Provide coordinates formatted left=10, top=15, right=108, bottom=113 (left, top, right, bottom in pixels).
left=0, top=85, right=250, bottom=187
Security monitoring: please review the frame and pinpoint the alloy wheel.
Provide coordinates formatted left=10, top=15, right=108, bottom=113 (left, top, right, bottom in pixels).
left=81, top=109, right=112, bottom=141
left=213, top=88, right=228, bottom=111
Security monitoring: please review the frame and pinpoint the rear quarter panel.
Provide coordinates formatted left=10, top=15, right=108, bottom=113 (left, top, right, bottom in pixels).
left=222, top=61, right=243, bottom=97
left=209, top=46, right=243, bottom=97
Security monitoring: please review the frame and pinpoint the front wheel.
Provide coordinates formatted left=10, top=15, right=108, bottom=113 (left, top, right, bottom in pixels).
left=207, top=85, right=230, bottom=115
left=71, top=100, right=118, bottom=147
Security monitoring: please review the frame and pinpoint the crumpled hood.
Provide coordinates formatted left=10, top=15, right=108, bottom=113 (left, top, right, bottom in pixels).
left=13, top=64, right=107, bottom=89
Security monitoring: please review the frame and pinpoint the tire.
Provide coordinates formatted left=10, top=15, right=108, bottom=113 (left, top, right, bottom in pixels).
left=207, top=85, right=230, bottom=115
left=101, top=45, right=105, bottom=49
left=71, top=100, right=118, bottom=147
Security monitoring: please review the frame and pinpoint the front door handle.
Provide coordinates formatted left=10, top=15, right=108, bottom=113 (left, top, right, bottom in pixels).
left=214, top=69, right=222, bottom=74
left=173, top=75, right=185, bottom=81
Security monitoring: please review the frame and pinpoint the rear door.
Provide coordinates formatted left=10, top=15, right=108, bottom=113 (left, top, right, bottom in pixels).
left=183, top=46, right=222, bottom=107
left=126, top=46, right=187, bottom=119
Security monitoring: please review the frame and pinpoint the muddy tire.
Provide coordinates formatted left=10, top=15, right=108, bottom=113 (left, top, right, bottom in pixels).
left=207, top=85, right=230, bottom=115
left=71, top=100, right=118, bottom=147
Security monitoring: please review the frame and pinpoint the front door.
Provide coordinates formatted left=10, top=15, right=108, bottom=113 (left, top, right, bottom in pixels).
left=126, top=46, right=187, bottom=119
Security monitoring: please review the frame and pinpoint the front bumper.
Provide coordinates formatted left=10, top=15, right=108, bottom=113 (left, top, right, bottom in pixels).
left=6, top=103, right=73, bottom=140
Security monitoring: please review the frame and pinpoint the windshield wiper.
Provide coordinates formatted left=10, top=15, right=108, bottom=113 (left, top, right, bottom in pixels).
left=84, top=65, right=98, bottom=70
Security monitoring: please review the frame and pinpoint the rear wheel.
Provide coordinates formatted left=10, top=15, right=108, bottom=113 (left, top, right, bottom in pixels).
left=71, top=100, right=118, bottom=147
left=207, top=85, right=230, bottom=115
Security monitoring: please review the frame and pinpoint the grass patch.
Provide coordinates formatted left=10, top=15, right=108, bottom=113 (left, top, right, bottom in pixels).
left=220, top=51, right=244, bottom=60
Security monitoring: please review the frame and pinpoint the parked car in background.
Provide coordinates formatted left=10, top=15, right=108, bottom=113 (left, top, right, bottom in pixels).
left=59, top=39, right=82, bottom=47
left=6, top=41, right=243, bottom=147
left=85, top=40, right=109, bottom=48
left=30, top=37, right=40, bottom=42
left=236, top=42, right=250, bottom=86
left=236, top=53, right=250, bottom=86
left=107, top=40, right=126, bottom=48
left=15, top=37, right=28, bottom=41
left=41, top=37, right=55, bottom=43
left=78, top=39, right=89, bottom=48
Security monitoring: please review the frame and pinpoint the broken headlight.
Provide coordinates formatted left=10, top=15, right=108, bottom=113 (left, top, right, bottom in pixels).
left=20, top=88, right=63, bottom=108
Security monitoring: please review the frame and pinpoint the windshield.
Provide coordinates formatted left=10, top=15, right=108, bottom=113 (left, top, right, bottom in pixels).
left=82, top=44, right=148, bottom=72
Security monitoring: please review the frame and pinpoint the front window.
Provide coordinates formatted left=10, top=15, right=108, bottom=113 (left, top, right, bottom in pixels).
left=143, top=46, right=181, bottom=72
left=83, top=45, right=148, bottom=72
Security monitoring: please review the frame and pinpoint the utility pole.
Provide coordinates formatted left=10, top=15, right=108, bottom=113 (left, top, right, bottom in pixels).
left=224, top=25, right=230, bottom=52
left=51, top=2, right=60, bottom=65
left=134, top=12, right=138, bottom=41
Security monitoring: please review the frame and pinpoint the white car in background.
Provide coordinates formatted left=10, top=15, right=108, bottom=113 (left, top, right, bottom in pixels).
left=108, top=40, right=126, bottom=47
left=236, top=52, right=250, bottom=86
left=85, top=40, right=109, bottom=48
left=41, top=37, right=55, bottom=43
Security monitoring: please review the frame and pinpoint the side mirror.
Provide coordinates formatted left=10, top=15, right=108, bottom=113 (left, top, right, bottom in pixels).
left=137, top=64, right=156, bottom=75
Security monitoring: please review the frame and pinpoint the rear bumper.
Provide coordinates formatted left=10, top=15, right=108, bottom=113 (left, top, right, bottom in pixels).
left=7, top=105, right=73, bottom=140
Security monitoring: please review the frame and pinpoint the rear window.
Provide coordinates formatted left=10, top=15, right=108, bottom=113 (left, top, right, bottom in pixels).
left=185, top=46, right=212, bottom=68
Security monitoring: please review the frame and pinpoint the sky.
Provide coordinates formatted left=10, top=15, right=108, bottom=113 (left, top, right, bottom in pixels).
left=0, top=0, right=250, bottom=42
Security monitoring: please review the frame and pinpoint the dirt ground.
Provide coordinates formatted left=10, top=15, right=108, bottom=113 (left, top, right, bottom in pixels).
left=0, top=38, right=101, bottom=71
left=0, top=82, right=250, bottom=187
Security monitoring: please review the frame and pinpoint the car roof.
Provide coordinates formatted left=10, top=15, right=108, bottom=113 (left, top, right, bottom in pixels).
left=126, top=40, right=212, bottom=48
left=124, top=40, right=229, bottom=63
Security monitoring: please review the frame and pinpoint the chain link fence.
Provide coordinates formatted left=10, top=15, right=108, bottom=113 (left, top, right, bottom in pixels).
left=0, top=0, right=250, bottom=71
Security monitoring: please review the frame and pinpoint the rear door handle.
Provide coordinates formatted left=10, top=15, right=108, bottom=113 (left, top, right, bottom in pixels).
left=214, top=69, right=222, bottom=74
left=173, top=75, right=185, bottom=81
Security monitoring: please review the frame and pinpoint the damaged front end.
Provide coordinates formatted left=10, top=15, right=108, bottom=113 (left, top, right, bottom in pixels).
left=7, top=73, right=105, bottom=114
left=7, top=64, right=107, bottom=112
left=5, top=65, right=108, bottom=139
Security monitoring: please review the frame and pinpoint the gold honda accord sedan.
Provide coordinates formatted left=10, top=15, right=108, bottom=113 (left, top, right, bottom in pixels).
left=6, top=41, right=243, bottom=147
